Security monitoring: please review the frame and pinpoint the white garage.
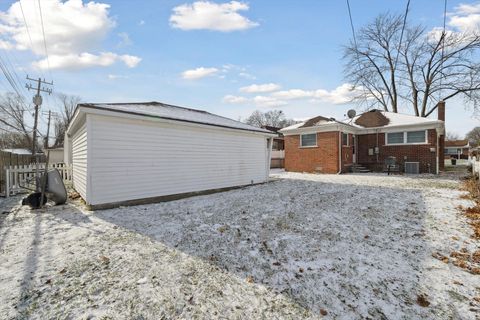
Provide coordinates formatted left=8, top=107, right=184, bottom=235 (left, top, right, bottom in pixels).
left=64, top=102, right=275, bottom=209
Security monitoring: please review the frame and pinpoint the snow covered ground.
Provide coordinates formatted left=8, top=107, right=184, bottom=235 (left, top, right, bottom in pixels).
left=1, top=171, right=479, bottom=319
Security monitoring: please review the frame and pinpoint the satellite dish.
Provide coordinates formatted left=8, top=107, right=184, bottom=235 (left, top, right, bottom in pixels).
left=347, top=109, right=356, bottom=118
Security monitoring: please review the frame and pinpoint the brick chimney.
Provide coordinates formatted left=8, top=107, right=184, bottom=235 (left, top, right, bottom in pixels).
left=437, top=101, right=445, bottom=121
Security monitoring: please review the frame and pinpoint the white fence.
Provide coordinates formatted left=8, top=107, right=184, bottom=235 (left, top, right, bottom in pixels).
left=472, top=156, right=480, bottom=179
left=271, top=150, right=285, bottom=159
left=4, top=163, right=72, bottom=197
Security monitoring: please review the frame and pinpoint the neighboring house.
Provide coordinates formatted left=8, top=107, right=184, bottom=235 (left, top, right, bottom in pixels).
left=64, top=102, right=275, bottom=209
left=262, top=126, right=284, bottom=168
left=2, top=148, right=32, bottom=155
left=44, top=147, right=64, bottom=163
left=280, top=102, right=446, bottom=174
left=444, top=140, right=470, bottom=159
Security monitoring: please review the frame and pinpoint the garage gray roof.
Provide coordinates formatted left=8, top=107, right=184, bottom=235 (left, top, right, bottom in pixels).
left=78, top=102, right=272, bottom=134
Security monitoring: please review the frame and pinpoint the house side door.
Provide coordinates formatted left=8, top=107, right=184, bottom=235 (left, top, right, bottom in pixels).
left=352, top=135, right=356, bottom=164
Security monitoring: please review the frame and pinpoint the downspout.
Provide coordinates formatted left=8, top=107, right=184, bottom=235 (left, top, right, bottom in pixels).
left=337, top=132, right=342, bottom=174
left=266, top=137, right=273, bottom=180
left=436, top=129, right=440, bottom=175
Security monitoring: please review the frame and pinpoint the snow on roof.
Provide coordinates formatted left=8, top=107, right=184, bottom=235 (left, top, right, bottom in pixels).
left=79, top=102, right=272, bottom=134
left=2, top=148, right=32, bottom=155
left=343, top=110, right=441, bottom=128
left=280, top=116, right=336, bottom=131
left=445, top=140, right=469, bottom=147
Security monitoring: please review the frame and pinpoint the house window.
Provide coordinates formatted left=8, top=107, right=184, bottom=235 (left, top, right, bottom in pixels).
left=387, top=132, right=404, bottom=144
left=386, top=130, right=428, bottom=145
left=406, top=130, right=426, bottom=143
left=342, top=133, right=349, bottom=146
left=300, top=133, right=317, bottom=147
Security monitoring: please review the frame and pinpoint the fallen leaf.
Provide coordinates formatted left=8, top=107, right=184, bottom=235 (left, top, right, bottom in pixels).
left=417, top=294, right=430, bottom=307
left=320, top=309, right=328, bottom=316
left=100, top=256, right=110, bottom=265
left=246, top=276, right=254, bottom=283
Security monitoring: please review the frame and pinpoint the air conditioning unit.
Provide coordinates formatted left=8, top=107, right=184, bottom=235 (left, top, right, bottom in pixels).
left=404, top=162, right=420, bottom=174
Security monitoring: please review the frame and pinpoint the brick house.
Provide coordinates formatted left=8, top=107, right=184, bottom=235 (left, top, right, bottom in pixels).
left=280, top=102, right=446, bottom=174
left=444, top=139, right=470, bottom=159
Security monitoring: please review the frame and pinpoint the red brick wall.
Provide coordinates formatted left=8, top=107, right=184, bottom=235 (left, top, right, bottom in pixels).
left=284, top=131, right=340, bottom=173
left=356, top=129, right=440, bottom=173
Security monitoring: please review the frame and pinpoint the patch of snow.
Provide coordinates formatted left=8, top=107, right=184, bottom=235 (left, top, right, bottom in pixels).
left=0, top=172, right=479, bottom=319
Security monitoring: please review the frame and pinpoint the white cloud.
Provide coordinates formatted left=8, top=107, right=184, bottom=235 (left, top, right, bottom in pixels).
left=314, top=83, right=358, bottom=104
left=108, top=74, right=129, bottom=80
left=33, top=52, right=141, bottom=70
left=170, top=1, right=259, bottom=32
left=448, top=3, right=480, bottom=32
left=181, top=67, right=219, bottom=79
left=239, top=83, right=281, bottom=93
left=253, top=96, right=287, bottom=107
left=238, top=72, right=256, bottom=80
left=119, top=55, right=141, bottom=68
left=117, top=32, right=132, bottom=47
left=222, top=94, right=287, bottom=108
left=272, top=83, right=357, bottom=105
left=0, top=0, right=141, bottom=70
left=139, top=20, right=145, bottom=26
left=222, top=94, right=248, bottom=103
left=272, top=89, right=313, bottom=99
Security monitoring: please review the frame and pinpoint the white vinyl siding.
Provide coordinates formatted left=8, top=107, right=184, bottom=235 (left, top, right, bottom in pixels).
left=87, top=115, right=269, bottom=206
left=386, top=130, right=428, bottom=145
left=300, top=133, right=317, bottom=147
left=71, top=122, right=87, bottom=200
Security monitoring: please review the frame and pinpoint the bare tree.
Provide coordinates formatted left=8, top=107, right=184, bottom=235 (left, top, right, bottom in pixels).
left=245, top=110, right=296, bottom=128
left=53, top=93, right=81, bottom=147
left=467, top=127, right=480, bottom=147
left=445, top=131, right=461, bottom=141
left=0, top=93, right=34, bottom=151
left=344, top=13, right=480, bottom=117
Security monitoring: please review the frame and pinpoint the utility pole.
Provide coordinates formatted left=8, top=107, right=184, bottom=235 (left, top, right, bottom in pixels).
left=26, top=76, right=53, bottom=189
left=43, top=110, right=51, bottom=149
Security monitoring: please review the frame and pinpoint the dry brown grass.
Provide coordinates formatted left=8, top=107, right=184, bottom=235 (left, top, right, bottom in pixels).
left=460, top=177, right=480, bottom=240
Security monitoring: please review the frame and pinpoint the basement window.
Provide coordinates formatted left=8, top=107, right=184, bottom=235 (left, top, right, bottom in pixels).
left=300, top=133, right=317, bottom=147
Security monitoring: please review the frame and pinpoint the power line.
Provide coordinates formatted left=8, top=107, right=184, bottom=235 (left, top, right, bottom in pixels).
left=394, top=0, right=411, bottom=69
left=18, top=0, right=34, bottom=52
left=37, top=0, right=52, bottom=80
left=346, top=0, right=358, bottom=50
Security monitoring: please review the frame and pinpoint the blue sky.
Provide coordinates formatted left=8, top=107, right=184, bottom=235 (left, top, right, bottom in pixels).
left=0, top=0, right=478, bottom=136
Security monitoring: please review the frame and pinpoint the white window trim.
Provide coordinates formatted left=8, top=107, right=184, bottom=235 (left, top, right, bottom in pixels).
left=300, top=133, right=317, bottom=148
left=342, top=133, right=349, bottom=146
left=385, top=130, right=428, bottom=146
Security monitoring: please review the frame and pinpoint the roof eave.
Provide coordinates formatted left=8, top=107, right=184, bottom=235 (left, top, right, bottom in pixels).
left=68, top=105, right=276, bottom=136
